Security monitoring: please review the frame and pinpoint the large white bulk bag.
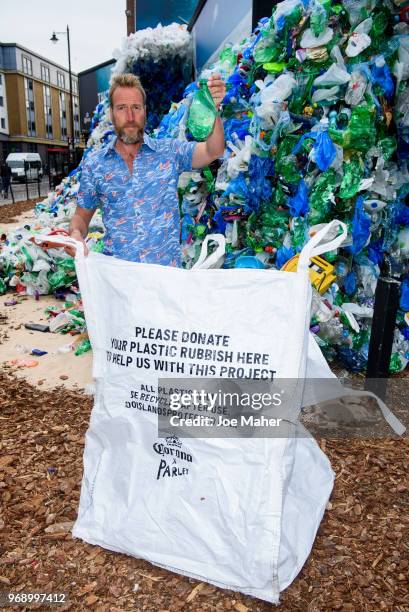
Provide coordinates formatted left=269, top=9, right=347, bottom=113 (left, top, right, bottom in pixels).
left=38, top=221, right=403, bottom=604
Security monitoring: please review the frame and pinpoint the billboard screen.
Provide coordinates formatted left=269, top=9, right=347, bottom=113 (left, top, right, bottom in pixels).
left=136, top=0, right=198, bottom=29
left=79, top=60, right=115, bottom=127
left=191, top=0, right=251, bottom=72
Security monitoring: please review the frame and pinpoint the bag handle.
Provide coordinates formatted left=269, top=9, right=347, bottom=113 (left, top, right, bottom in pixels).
left=192, top=234, right=226, bottom=269
left=32, top=234, right=85, bottom=258
left=298, top=220, right=347, bottom=271
left=348, top=388, right=406, bottom=436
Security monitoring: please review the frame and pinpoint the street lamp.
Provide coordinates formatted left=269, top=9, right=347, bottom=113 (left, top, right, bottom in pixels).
left=50, top=26, right=75, bottom=164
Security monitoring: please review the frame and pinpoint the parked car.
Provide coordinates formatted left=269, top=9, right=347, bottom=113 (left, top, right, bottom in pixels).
left=6, top=153, right=43, bottom=183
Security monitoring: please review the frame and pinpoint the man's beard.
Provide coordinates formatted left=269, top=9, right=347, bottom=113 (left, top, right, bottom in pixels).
left=114, top=122, right=145, bottom=145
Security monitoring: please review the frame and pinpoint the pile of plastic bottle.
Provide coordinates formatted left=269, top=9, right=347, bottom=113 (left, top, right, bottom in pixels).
left=161, top=0, right=409, bottom=373
left=1, top=5, right=409, bottom=372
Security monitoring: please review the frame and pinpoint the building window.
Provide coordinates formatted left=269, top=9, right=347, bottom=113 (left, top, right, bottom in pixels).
left=0, top=74, right=2, bottom=85
left=1, top=118, right=5, bottom=129
left=24, top=77, right=36, bottom=136
left=59, top=91, right=67, bottom=139
left=22, top=56, right=33, bottom=75
left=57, top=71, right=65, bottom=89
left=43, top=85, right=53, bottom=139
left=72, top=79, right=78, bottom=94
left=0, top=96, right=3, bottom=107
left=41, top=64, right=50, bottom=83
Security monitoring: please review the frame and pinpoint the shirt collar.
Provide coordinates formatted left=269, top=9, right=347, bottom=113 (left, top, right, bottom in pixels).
left=103, top=133, right=156, bottom=156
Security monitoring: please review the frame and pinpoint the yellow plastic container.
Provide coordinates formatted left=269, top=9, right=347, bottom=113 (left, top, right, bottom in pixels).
left=281, top=254, right=336, bottom=294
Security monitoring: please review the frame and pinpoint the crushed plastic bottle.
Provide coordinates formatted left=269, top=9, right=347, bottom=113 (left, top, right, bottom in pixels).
left=74, top=338, right=92, bottom=356
left=187, top=80, right=218, bottom=141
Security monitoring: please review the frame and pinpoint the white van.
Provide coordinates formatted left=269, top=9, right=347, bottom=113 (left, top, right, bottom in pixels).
left=6, top=152, right=43, bottom=182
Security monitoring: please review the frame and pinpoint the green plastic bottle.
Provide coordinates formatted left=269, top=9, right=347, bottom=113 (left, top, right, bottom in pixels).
left=75, top=338, right=91, bottom=356
left=187, top=79, right=218, bottom=141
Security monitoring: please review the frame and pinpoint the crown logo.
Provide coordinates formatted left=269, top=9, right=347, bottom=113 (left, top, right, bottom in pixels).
left=166, top=435, right=181, bottom=448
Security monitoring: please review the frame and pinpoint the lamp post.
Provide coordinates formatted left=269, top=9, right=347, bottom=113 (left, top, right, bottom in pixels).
left=50, top=26, right=75, bottom=164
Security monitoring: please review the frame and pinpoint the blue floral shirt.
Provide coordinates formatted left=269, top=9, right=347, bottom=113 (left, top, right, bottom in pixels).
left=77, top=134, right=197, bottom=266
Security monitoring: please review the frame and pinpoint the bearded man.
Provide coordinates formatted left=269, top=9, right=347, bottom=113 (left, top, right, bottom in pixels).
left=69, top=73, right=225, bottom=265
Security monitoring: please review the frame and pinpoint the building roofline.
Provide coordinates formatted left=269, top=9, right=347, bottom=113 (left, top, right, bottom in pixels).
left=78, top=58, right=115, bottom=76
left=0, top=42, right=78, bottom=77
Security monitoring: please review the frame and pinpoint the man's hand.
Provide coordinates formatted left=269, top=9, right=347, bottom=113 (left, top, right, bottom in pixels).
left=67, top=206, right=95, bottom=256
left=67, top=229, right=89, bottom=257
left=31, top=231, right=88, bottom=258
left=206, top=74, right=226, bottom=109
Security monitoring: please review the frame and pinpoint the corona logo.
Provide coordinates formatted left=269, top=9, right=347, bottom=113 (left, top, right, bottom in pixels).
left=165, top=435, right=182, bottom=448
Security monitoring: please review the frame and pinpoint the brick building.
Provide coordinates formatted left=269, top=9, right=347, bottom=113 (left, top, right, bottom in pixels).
left=0, top=42, right=81, bottom=168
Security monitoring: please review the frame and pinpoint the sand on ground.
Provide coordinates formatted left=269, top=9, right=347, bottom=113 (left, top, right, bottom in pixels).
left=1, top=211, right=93, bottom=391
left=1, top=294, right=93, bottom=390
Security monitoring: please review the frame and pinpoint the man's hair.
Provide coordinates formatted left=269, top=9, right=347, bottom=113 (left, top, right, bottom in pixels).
left=109, top=73, right=146, bottom=108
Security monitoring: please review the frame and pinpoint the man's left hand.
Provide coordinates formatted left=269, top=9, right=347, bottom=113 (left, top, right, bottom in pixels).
left=206, top=74, right=226, bottom=110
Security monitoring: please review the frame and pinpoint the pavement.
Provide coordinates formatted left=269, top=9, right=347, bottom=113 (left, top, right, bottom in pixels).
left=0, top=177, right=52, bottom=205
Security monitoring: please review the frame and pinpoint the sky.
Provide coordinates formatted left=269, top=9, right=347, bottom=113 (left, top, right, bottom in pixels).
left=0, top=0, right=127, bottom=73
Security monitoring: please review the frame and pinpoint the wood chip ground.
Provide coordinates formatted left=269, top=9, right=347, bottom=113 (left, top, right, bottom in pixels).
left=1, top=200, right=408, bottom=609
left=0, top=371, right=408, bottom=611
left=0, top=199, right=44, bottom=224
